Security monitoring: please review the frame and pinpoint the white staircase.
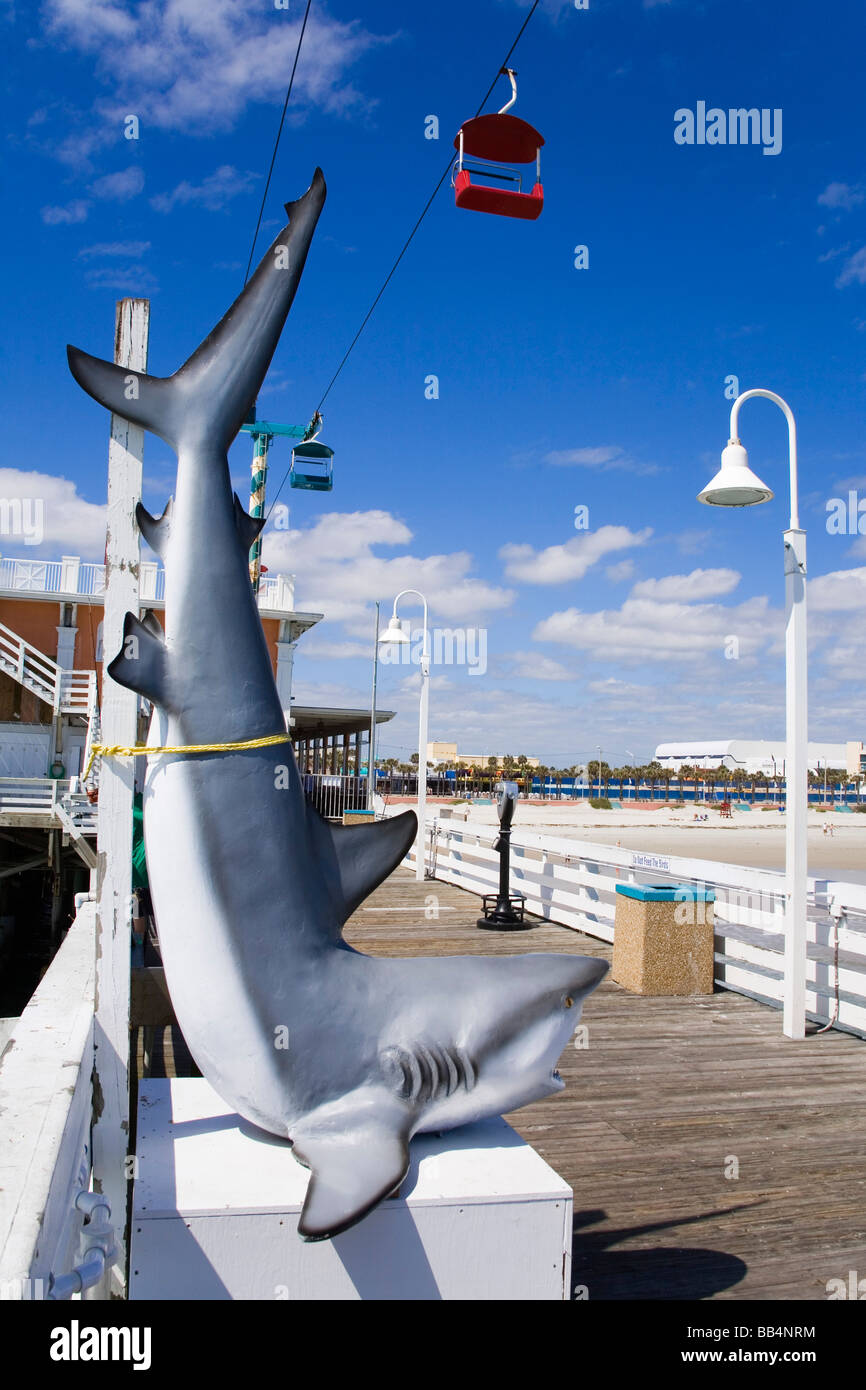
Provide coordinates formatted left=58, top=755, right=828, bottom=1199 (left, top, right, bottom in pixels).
left=0, top=621, right=95, bottom=715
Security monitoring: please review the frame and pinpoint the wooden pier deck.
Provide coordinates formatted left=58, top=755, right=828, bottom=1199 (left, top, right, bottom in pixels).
left=345, top=868, right=866, bottom=1301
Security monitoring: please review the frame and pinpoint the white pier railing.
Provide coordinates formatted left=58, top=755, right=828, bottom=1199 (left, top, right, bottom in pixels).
left=0, top=900, right=106, bottom=1301
left=0, top=554, right=297, bottom=615
left=408, top=820, right=866, bottom=1038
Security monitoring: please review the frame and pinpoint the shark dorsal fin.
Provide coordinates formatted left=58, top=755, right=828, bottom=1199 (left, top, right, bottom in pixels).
left=306, top=804, right=417, bottom=925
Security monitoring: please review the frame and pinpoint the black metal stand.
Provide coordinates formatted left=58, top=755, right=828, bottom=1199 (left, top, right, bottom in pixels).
left=477, top=785, right=532, bottom=930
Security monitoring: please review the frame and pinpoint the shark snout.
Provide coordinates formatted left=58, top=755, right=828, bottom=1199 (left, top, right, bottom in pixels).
left=565, top=954, right=609, bottom=1000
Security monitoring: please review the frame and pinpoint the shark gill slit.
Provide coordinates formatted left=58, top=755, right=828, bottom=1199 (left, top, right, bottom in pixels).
left=380, top=1044, right=477, bottom=1104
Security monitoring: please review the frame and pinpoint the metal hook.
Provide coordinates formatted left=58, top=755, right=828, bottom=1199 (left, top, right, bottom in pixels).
left=498, top=68, right=518, bottom=115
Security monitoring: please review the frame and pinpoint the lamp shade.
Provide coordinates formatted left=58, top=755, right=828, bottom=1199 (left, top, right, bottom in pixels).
left=697, top=442, right=774, bottom=508
left=379, top=614, right=410, bottom=644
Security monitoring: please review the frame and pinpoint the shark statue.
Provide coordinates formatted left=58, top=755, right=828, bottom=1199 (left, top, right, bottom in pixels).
left=67, top=169, right=608, bottom=1241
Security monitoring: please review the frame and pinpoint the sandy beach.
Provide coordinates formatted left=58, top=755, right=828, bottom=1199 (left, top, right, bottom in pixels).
left=441, top=801, right=866, bottom=879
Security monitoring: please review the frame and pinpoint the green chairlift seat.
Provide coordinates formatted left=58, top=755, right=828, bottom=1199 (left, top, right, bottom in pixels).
left=291, top=439, right=334, bottom=492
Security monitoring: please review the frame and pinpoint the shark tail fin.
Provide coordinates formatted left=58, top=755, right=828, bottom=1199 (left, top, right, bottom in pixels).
left=68, top=170, right=326, bottom=453
left=67, top=346, right=178, bottom=450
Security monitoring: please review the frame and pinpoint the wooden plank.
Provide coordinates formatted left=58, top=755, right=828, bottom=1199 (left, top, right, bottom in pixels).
left=92, top=296, right=149, bottom=1298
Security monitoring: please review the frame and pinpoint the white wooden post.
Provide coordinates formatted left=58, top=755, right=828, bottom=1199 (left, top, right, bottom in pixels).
left=92, top=298, right=149, bottom=1296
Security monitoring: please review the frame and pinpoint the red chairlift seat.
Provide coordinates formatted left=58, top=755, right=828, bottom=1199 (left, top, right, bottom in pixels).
left=453, top=112, right=544, bottom=220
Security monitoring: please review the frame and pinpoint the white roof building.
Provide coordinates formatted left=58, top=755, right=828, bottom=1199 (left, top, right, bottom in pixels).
left=654, top=740, right=848, bottom=776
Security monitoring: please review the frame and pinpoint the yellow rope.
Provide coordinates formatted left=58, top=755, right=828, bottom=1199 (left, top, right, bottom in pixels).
left=84, top=732, right=291, bottom=781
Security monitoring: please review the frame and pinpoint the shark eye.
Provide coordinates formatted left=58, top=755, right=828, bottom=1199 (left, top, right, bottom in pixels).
left=564, top=996, right=574, bottom=1009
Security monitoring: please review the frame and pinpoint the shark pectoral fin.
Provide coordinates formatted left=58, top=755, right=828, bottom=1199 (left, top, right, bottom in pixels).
left=233, top=493, right=266, bottom=552
left=311, top=808, right=417, bottom=921
left=106, top=612, right=170, bottom=708
left=66, top=347, right=178, bottom=450
left=136, top=498, right=173, bottom=558
left=291, top=1111, right=411, bottom=1242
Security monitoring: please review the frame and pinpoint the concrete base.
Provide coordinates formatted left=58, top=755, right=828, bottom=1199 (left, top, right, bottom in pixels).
left=130, top=1079, right=573, bottom=1301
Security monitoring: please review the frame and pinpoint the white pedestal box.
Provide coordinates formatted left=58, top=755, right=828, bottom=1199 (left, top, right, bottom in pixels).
left=130, top=1078, right=572, bottom=1301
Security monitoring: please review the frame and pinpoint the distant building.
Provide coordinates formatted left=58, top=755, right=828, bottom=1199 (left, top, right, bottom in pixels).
left=427, top=741, right=540, bottom=770
left=654, top=740, right=850, bottom=776
left=847, top=741, right=866, bottom=777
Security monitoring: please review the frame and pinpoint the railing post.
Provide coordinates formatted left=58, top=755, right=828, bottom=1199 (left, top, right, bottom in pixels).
left=60, top=556, right=81, bottom=594
left=139, top=561, right=158, bottom=601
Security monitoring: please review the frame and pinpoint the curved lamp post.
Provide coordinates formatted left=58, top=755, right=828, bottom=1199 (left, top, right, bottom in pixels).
left=698, top=388, right=807, bottom=1040
left=379, top=589, right=429, bottom=881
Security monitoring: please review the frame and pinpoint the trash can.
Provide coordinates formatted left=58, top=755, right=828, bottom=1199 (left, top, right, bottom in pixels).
left=613, top=883, right=715, bottom=996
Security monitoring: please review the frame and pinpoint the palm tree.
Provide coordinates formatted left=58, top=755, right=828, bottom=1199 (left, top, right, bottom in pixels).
left=644, top=760, right=664, bottom=802
left=619, top=763, right=637, bottom=801
left=679, top=763, right=697, bottom=802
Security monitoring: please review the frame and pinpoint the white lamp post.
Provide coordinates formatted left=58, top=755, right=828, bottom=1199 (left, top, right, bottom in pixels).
left=379, top=589, right=430, bottom=881
left=698, top=388, right=807, bottom=1040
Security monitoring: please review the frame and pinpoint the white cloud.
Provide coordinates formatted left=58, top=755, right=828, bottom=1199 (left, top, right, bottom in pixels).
left=499, top=525, right=652, bottom=585
left=630, top=568, right=741, bottom=602
left=605, top=560, right=635, bottom=583
left=818, top=242, right=851, bottom=263
left=507, top=651, right=574, bottom=682
left=90, top=166, right=144, bottom=201
left=818, top=181, right=865, bottom=211
left=674, top=528, right=712, bottom=556
left=544, top=445, right=659, bottom=475
left=42, top=0, right=389, bottom=136
left=533, top=590, right=773, bottom=665
left=809, top=566, right=866, bottom=612
left=300, top=638, right=372, bottom=661
left=84, top=266, right=158, bottom=292
left=0, top=468, right=105, bottom=558
left=261, top=510, right=514, bottom=629
left=78, top=240, right=150, bottom=259
left=151, top=165, right=257, bottom=214
left=836, top=247, right=866, bottom=288
left=41, top=199, right=89, bottom=225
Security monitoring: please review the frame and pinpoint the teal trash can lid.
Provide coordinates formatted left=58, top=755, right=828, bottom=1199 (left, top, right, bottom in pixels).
left=615, top=882, right=715, bottom=902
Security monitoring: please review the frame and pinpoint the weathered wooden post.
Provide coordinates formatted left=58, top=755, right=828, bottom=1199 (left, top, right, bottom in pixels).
left=92, top=298, right=149, bottom=1297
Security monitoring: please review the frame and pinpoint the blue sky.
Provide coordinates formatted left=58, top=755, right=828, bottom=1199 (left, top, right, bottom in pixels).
left=1, top=0, right=865, bottom=766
